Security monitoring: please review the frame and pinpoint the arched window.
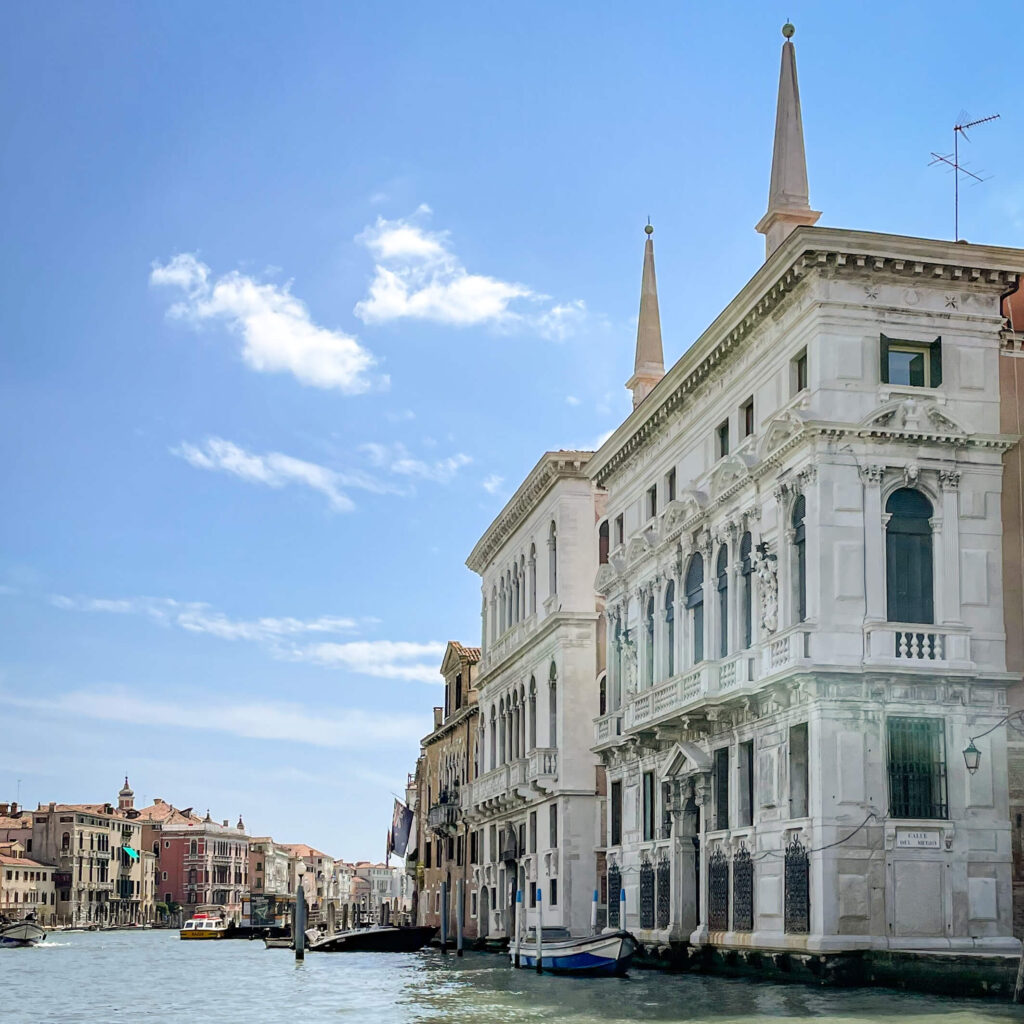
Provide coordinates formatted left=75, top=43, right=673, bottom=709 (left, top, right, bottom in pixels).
left=529, top=544, right=537, bottom=614
left=190, top=839, right=197, bottom=857
left=548, top=521, right=558, bottom=597
left=499, top=699, right=507, bottom=764
left=685, top=553, right=705, bottom=664
left=513, top=568, right=521, bottom=624
left=61, top=832, right=70, bottom=851
left=739, top=532, right=753, bottom=649
left=548, top=663, right=558, bottom=747
left=152, top=841, right=160, bottom=858
left=716, top=545, right=729, bottom=658
left=599, top=672, right=607, bottom=716
left=886, top=488, right=934, bottom=623
left=498, top=579, right=506, bottom=634
left=528, top=678, right=537, bottom=750
left=454, top=672, right=463, bottom=711
left=599, top=521, right=610, bottom=565
left=664, top=581, right=675, bottom=678
left=489, top=707, right=497, bottom=771
left=792, top=494, right=807, bottom=623
left=490, top=587, right=498, bottom=642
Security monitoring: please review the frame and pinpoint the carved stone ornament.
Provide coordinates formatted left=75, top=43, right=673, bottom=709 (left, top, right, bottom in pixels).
left=863, top=398, right=968, bottom=436
left=939, top=469, right=961, bottom=490
left=903, top=463, right=920, bottom=487
left=860, top=464, right=885, bottom=486
left=621, top=633, right=638, bottom=696
left=754, top=546, right=779, bottom=635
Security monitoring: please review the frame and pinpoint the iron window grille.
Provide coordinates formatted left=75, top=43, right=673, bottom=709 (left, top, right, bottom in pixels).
left=887, top=717, right=948, bottom=819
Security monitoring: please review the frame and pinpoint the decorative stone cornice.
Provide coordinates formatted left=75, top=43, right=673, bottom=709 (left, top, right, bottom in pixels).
left=466, top=451, right=592, bottom=573
left=586, top=225, right=1024, bottom=490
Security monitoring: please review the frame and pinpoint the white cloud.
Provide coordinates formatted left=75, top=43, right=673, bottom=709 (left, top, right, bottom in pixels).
left=0, top=687, right=424, bottom=750
left=360, top=441, right=471, bottom=483
left=173, top=437, right=359, bottom=511
left=482, top=474, right=504, bottom=494
left=151, top=253, right=383, bottom=393
left=353, top=206, right=586, bottom=338
left=565, top=395, right=581, bottom=406
left=50, top=594, right=359, bottom=644
left=295, top=641, right=445, bottom=684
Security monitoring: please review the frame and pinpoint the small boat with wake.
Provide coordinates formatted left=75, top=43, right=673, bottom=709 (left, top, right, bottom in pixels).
left=179, top=912, right=231, bottom=940
left=0, top=914, right=46, bottom=948
left=307, top=925, right=436, bottom=953
left=512, top=928, right=636, bottom=976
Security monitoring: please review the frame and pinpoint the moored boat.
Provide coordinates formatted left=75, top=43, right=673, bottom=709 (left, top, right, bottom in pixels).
left=263, top=936, right=293, bottom=949
left=179, top=913, right=230, bottom=940
left=308, top=925, right=435, bottom=953
left=0, top=916, right=46, bottom=948
left=512, top=930, right=636, bottom=976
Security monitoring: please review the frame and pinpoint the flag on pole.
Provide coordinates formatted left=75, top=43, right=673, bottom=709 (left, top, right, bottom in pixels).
left=390, top=799, right=414, bottom=858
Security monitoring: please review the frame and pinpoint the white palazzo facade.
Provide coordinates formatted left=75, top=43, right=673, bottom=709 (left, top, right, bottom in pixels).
left=591, top=221, right=1024, bottom=954
left=463, top=451, right=602, bottom=940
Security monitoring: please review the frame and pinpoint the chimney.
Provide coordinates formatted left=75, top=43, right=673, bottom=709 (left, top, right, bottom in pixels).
left=0, top=803, right=8, bottom=816
left=223, top=820, right=228, bottom=827
left=10, top=802, right=18, bottom=817
left=153, top=797, right=164, bottom=805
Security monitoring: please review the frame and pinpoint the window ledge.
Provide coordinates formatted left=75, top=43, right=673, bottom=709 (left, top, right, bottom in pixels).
left=879, top=385, right=946, bottom=403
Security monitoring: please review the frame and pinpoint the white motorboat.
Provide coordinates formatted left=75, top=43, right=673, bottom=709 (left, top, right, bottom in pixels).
left=512, top=928, right=636, bottom=975
left=0, top=917, right=46, bottom=948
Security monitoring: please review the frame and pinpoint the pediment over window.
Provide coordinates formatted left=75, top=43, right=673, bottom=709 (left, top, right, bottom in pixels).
left=626, top=535, right=651, bottom=565
left=594, top=563, right=619, bottom=594
left=662, top=489, right=708, bottom=533
left=660, top=741, right=712, bottom=780
left=709, top=452, right=758, bottom=498
left=861, top=397, right=968, bottom=436
left=758, top=410, right=809, bottom=459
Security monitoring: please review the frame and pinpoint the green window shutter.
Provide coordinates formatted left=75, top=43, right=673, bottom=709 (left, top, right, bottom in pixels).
left=929, top=337, right=942, bottom=387
left=880, top=334, right=891, bottom=384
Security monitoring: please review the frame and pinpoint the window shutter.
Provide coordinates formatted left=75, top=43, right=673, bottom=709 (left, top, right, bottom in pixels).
left=880, top=334, right=891, bottom=384
left=929, top=337, right=942, bottom=387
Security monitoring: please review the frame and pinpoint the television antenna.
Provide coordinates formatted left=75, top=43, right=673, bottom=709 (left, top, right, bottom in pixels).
left=929, top=112, right=999, bottom=241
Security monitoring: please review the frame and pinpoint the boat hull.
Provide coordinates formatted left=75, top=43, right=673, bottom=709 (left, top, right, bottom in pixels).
left=513, top=931, right=635, bottom=976
left=308, top=925, right=436, bottom=953
left=0, top=921, right=46, bottom=948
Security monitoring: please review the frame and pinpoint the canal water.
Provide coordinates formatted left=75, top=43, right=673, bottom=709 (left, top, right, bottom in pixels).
left=1, top=930, right=1022, bottom=1024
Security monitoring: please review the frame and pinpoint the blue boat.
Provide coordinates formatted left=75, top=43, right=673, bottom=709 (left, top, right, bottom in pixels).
left=512, top=929, right=636, bottom=976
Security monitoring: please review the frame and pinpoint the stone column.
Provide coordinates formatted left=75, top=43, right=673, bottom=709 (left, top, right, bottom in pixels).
left=800, top=466, right=819, bottom=623
left=700, top=539, right=714, bottom=661
left=652, top=577, right=665, bottom=684
left=861, top=465, right=886, bottom=621
left=940, top=470, right=962, bottom=624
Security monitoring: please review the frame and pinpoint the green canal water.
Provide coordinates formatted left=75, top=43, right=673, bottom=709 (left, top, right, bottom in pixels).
left=1, top=930, right=1022, bottom=1024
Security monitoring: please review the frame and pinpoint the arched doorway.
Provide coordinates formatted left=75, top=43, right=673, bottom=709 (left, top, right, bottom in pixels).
left=479, top=885, right=490, bottom=938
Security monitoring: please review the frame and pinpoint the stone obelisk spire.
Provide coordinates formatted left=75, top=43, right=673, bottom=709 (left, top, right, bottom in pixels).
left=755, top=23, right=820, bottom=258
left=626, top=223, right=665, bottom=410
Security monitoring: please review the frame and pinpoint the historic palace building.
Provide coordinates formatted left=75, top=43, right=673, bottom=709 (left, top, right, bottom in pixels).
left=415, top=640, right=481, bottom=940
left=464, top=451, right=603, bottom=940
left=589, top=27, right=1023, bottom=955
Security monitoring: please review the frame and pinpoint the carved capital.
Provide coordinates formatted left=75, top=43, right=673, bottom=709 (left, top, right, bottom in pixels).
left=860, top=464, right=885, bottom=486
left=939, top=469, right=961, bottom=491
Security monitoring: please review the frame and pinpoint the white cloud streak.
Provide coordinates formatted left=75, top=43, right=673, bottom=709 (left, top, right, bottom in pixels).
left=481, top=474, right=504, bottom=494
left=150, top=253, right=384, bottom=393
left=360, top=441, right=471, bottom=483
left=172, top=437, right=472, bottom=511
left=0, top=687, right=424, bottom=750
left=50, top=594, right=445, bottom=684
left=292, top=641, right=446, bottom=684
left=353, top=206, right=586, bottom=339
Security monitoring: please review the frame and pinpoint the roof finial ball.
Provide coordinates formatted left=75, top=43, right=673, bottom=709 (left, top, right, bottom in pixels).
left=782, top=21, right=795, bottom=39
left=644, top=221, right=654, bottom=236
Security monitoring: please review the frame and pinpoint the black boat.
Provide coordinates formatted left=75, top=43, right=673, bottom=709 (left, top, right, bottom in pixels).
left=307, top=925, right=436, bottom=953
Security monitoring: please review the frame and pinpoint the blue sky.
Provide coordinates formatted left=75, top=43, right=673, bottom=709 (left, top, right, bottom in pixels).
left=2, top=2, right=1021, bottom=859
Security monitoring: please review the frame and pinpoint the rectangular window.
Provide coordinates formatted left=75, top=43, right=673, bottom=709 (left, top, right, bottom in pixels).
left=550, top=878, right=558, bottom=906
left=470, top=831, right=479, bottom=865
left=887, top=717, right=948, bottom=819
left=789, top=723, right=809, bottom=818
left=738, top=740, right=754, bottom=827
left=793, top=348, right=808, bottom=394
left=614, top=514, right=624, bottom=547
left=549, top=804, right=558, bottom=849
left=717, top=420, right=730, bottom=458
left=471, top=891, right=478, bottom=918
left=647, top=485, right=657, bottom=520
left=742, top=396, right=755, bottom=437
left=529, top=811, right=537, bottom=854
left=424, top=841, right=432, bottom=869
left=530, top=883, right=536, bottom=908
left=714, top=748, right=730, bottom=830
left=641, top=771, right=655, bottom=841
left=666, top=468, right=677, bottom=503
left=880, top=335, right=942, bottom=389
left=610, top=781, right=623, bottom=846
left=489, top=825, right=497, bottom=862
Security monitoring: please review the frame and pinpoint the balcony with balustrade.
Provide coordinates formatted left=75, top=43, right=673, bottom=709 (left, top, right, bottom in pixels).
left=863, top=621, right=972, bottom=671
left=427, top=788, right=463, bottom=835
